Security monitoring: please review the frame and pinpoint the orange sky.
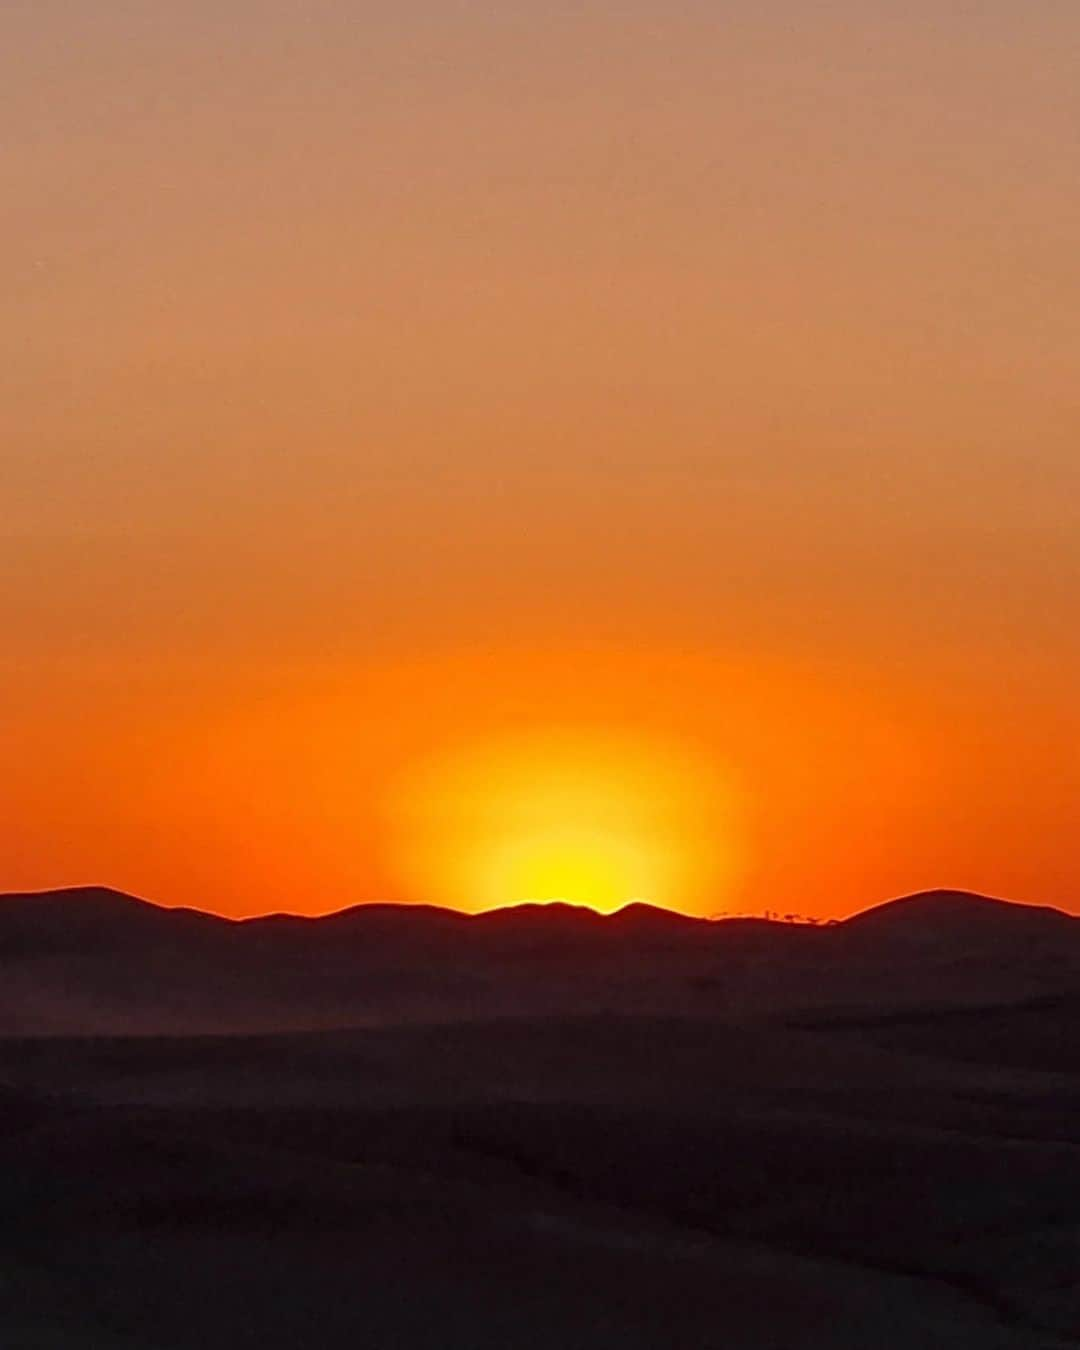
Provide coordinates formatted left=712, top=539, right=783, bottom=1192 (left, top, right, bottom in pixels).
left=3, top=2, right=1078, bottom=918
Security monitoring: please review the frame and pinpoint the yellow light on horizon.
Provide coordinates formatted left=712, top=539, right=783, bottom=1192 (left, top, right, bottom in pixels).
left=384, top=729, right=735, bottom=915
left=477, top=829, right=646, bottom=913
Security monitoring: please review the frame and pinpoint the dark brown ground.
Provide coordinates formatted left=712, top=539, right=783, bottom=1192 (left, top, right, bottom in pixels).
left=2, top=889, right=1079, bottom=1347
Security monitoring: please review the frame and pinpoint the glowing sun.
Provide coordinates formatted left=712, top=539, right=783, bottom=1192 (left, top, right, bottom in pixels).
left=385, top=730, right=733, bottom=915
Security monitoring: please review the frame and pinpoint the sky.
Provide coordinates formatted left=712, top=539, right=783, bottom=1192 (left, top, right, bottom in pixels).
left=3, top=1, right=1078, bottom=918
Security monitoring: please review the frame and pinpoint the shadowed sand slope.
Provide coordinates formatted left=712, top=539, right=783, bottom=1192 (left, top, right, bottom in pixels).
left=2, top=1021, right=1077, bottom=1350
left=844, top=890, right=1075, bottom=939
left=0, top=886, right=1077, bottom=1034
left=2, top=886, right=1080, bottom=1347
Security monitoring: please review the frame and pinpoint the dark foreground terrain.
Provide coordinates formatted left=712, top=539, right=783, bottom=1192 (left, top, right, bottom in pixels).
left=2, top=888, right=1079, bottom=1348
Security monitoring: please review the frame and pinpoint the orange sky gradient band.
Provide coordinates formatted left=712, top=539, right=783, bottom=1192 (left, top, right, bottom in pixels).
left=2, top=2, right=1078, bottom=919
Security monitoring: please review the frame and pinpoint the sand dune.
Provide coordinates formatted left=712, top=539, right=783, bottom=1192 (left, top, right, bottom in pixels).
left=2, top=887, right=1079, bottom=1346
left=2, top=886, right=1078, bottom=1035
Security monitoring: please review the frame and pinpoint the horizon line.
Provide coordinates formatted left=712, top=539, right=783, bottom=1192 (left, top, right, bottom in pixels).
left=0, top=882, right=1071, bottom=928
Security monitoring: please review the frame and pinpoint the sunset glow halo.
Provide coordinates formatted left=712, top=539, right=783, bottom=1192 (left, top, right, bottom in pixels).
left=383, top=728, right=734, bottom=916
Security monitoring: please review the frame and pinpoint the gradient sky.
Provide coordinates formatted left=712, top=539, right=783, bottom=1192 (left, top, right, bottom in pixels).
left=3, top=1, right=1078, bottom=918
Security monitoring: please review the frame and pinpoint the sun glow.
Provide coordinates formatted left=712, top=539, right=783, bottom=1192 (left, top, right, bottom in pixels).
left=386, top=730, right=732, bottom=914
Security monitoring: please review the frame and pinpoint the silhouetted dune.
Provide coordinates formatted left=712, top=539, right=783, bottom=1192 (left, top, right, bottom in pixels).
left=1, top=1012, right=1078, bottom=1347
left=3, top=886, right=1080, bottom=1347
left=0, top=885, right=1077, bottom=1035
left=843, top=889, right=1075, bottom=937
left=608, top=900, right=705, bottom=932
left=257, top=901, right=470, bottom=933
left=795, top=990, right=1080, bottom=1075
left=0, top=885, right=226, bottom=954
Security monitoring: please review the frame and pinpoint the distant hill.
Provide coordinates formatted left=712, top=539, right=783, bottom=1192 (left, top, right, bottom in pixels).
left=0, top=886, right=226, bottom=954
left=0, top=886, right=1076, bottom=1035
left=844, top=888, right=1074, bottom=934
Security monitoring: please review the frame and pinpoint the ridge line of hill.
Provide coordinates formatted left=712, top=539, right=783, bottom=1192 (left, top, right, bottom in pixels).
left=0, top=884, right=1073, bottom=930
